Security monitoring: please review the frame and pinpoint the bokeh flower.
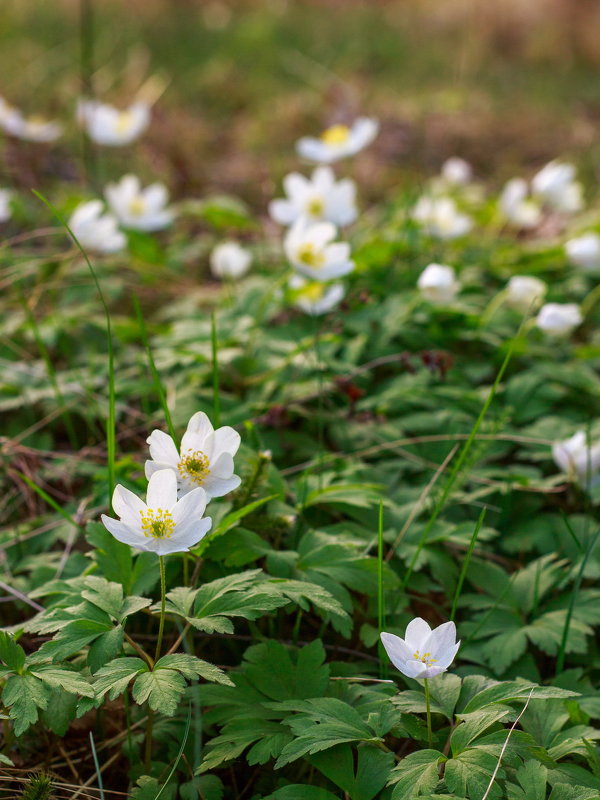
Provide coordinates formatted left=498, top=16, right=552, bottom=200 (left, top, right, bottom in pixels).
left=288, top=274, right=345, bottom=316
left=566, top=233, right=600, bottom=272
left=0, top=189, right=13, bottom=223
left=145, top=411, right=241, bottom=499
left=536, top=302, right=583, bottom=337
left=68, top=200, right=126, bottom=255
left=440, top=157, right=472, bottom=187
left=499, top=178, right=541, bottom=229
left=210, top=241, right=252, bottom=279
left=532, top=160, right=583, bottom=213
left=105, top=174, right=174, bottom=231
left=0, top=97, right=61, bottom=142
left=78, top=99, right=150, bottom=146
left=412, top=196, right=472, bottom=239
left=284, top=219, right=354, bottom=281
left=553, top=431, right=600, bottom=486
left=269, top=166, right=357, bottom=227
left=101, top=469, right=212, bottom=555
left=505, top=275, right=547, bottom=312
left=418, top=263, right=459, bottom=305
left=381, top=618, right=460, bottom=679
left=296, top=117, right=378, bottom=164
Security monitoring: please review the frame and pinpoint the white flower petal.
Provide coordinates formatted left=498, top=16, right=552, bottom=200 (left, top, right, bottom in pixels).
left=146, top=469, right=178, bottom=510
left=404, top=618, right=432, bottom=651
left=146, top=429, right=180, bottom=467
left=101, top=515, right=144, bottom=547
left=212, top=426, right=241, bottom=457
left=201, top=474, right=241, bottom=499
left=172, top=486, right=208, bottom=526
left=112, top=484, right=146, bottom=526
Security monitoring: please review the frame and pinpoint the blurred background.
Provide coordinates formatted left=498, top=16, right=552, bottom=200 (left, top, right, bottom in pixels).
left=1, top=0, right=600, bottom=206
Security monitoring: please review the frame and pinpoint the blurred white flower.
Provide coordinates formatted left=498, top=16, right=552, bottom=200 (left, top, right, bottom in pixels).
left=210, top=241, right=251, bottom=279
left=0, top=189, right=13, bottom=223
left=269, top=166, right=357, bottom=227
left=0, top=97, right=61, bottom=143
left=296, top=117, right=378, bottom=164
left=78, top=99, right=150, bottom=146
left=553, top=431, right=600, bottom=486
left=412, top=196, right=472, bottom=239
left=499, top=178, right=541, bottom=229
left=284, top=219, right=354, bottom=281
left=105, top=174, right=173, bottom=231
left=101, top=469, right=212, bottom=555
left=145, top=411, right=241, bottom=500
left=381, top=618, right=460, bottom=680
left=418, top=263, right=460, bottom=305
left=536, top=302, right=583, bottom=337
left=440, top=157, right=472, bottom=187
left=565, top=233, right=600, bottom=272
left=531, top=160, right=583, bottom=213
left=68, top=200, right=126, bottom=254
left=288, top=274, right=345, bottom=316
left=505, top=275, right=547, bottom=313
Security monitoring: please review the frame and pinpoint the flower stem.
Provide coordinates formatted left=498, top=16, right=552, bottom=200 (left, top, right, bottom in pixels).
left=144, top=555, right=167, bottom=770
left=424, top=677, right=433, bottom=749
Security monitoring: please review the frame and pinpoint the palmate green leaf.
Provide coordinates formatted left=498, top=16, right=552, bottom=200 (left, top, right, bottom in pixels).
left=26, top=666, right=93, bottom=699
left=155, top=654, right=233, bottom=686
left=93, top=657, right=148, bottom=700
left=525, top=610, right=592, bottom=656
left=389, top=750, right=445, bottom=799
left=310, top=743, right=395, bottom=800
left=459, top=676, right=577, bottom=713
left=199, top=719, right=292, bottom=772
left=180, top=775, right=224, bottom=800
left=549, top=785, right=600, bottom=800
left=0, top=631, right=26, bottom=673
left=133, top=669, right=187, bottom=716
left=2, top=673, right=50, bottom=736
left=451, top=707, right=511, bottom=756
left=444, top=748, right=502, bottom=800
left=266, top=578, right=348, bottom=623
left=81, top=575, right=152, bottom=622
left=40, top=688, right=78, bottom=736
left=87, top=625, right=125, bottom=674
left=265, top=786, right=339, bottom=800
left=391, top=673, right=461, bottom=720
left=244, top=640, right=330, bottom=701
left=274, top=698, right=382, bottom=768
left=507, top=760, right=548, bottom=800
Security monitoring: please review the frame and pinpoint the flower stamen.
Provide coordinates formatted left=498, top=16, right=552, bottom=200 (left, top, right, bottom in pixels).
left=321, top=124, right=350, bottom=146
left=413, top=650, right=437, bottom=667
left=140, top=508, right=175, bottom=539
left=178, top=449, right=210, bottom=485
left=296, top=243, right=325, bottom=268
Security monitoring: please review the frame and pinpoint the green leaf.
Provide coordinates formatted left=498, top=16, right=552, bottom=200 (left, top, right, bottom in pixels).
left=133, top=669, right=187, bottom=715
left=451, top=708, right=511, bottom=755
left=87, top=625, right=125, bottom=674
left=390, top=750, right=445, bottom=799
left=2, top=673, right=50, bottom=735
left=310, top=743, right=395, bottom=800
left=155, top=654, right=233, bottom=686
left=0, top=632, right=26, bottom=673
left=93, top=657, right=148, bottom=700
left=512, top=760, right=548, bottom=800
left=195, top=495, right=278, bottom=555
left=444, top=749, right=501, bottom=800
left=244, top=640, right=329, bottom=701
left=41, top=688, right=78, bottom=736
left=265, top=787, right=340, bottom=800
left=86, top=521, right=133, bottom=591
left=180, top=775, right=224, bottom=800
left=29, top=665, right=95, bottom=697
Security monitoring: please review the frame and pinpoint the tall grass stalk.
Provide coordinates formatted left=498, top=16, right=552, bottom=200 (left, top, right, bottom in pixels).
left=33, top=191, right=117, bottom=506
left=88, top=731, right=105, bottom=800
left=79, top=0, right=97, bottom=187
left=17, top=471, right=81, bottom=529
left=449, top=508, right=486, bottom=621
left=401, top=330, right=519, bottom=589
left=211, top=311, right=221, bottom=428
left=377, top=500, right=388, bottom=679
left=133, top=294, right=176, bottom=440
left=153, top=705, right=192, bottom=800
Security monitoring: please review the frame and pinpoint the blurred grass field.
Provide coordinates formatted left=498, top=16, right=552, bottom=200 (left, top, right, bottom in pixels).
left=2, top=0, right=600, bottom=206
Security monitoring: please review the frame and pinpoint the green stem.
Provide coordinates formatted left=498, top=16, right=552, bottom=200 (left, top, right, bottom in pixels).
left=155, top=556, right=167, bottom=663
left=424, top=678, right=433, bottom=749
left=211, top=312, right=221, bottom=428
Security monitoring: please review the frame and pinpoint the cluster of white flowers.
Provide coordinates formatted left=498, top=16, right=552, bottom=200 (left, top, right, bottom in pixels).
left=269, top=117, right=378, bottom=315
left=500, top=160, right=583, bottom=228
left=0, top=96, right=62, bottom=143
left=102, top=412, right=241, bottom=555
left=68, top=175, right=174, bottom=254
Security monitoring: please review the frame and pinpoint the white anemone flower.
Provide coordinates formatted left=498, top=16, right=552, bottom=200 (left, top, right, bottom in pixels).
left=565, top=233, right=600, bottom=272
left=536, top=303, right=583, bottom=337
left=288, top=274, right=345, bottom=316
left=105, top=174, right=174, bottom=231
left=381, top=618, right=460, bottom=680
left=101, top=469, right=212, bottom=555
left=269, top=166, right=357, bottom=227
left=418, top=263, right=460, bottom=305
left=532, top=160, right=583, bottom=213
left=505, top=276, right=547, bottom=313
left=412, top=196, right=472, bottom=239
left=145, top=411, right=241, bottom=499
left=296, top=117, right=378, bottom=164
left=210, top=241, right=251, bottom=279
left=78, top=99, right=150, bottom=146
left=440, top=157, right=472, bottom=187
left=284, top=218, right=354, bottom=281
left=0, top=190, right=13, bottom=223
left=68, top=200, right=126, bottom=255
left=0, top=100, right=62, bottom=143
left=553, top=431, right=600, bottom=487
left=499, top=178, right=542, bottom=229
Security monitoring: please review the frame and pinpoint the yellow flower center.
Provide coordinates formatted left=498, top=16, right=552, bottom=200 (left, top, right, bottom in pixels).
left=116, top=111, right=133, bottom=134
left=299, top=282, right=325, bottom=302
left=306, top=196, right=325, bottom=216
left=321, top=124, right=350, bottom=146
left=413, top=650, right=437, bottom=667
left=128, top=197, right=146, bottom=216
left=140, top=508, right=175, bottom=539
left=296, top=243, right=325, bottom=268
left=178, top=449, right=210, bottom=485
